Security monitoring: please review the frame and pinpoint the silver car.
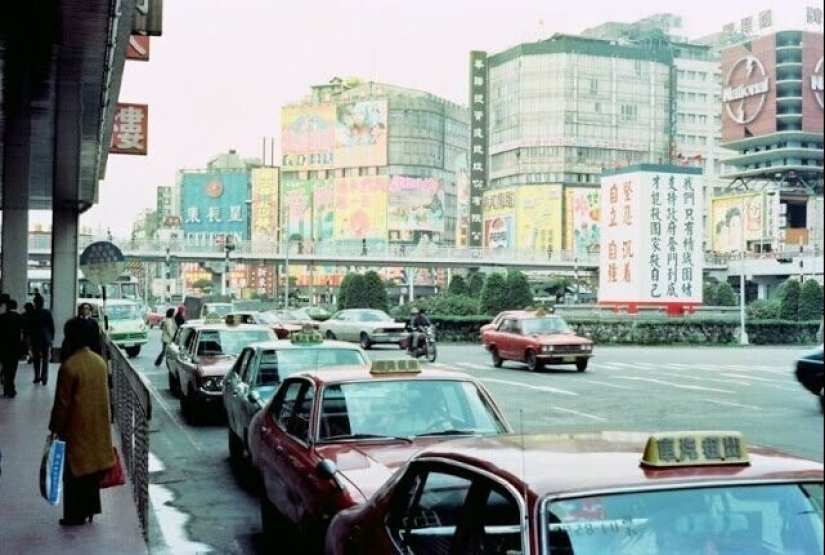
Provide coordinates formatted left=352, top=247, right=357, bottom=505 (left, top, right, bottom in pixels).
left=319, top=309, right=407, bottom=349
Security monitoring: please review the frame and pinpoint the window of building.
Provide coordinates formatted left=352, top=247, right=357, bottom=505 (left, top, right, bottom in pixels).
left=589, top=78, right=598, bottom=95
left=620, top=104, right=638, bottom=122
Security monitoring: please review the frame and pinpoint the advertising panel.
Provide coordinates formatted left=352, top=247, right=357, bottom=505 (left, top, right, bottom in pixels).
left=312, top=179, right=335, bottom=242
left=721, top=34, right=777, bottom=142
left=334, top=176, right=389, bottom=240
left=453, top=152, right=470, bottom=245
left=334, top=100, right=388, bottom=167
left=710, top=192, right=778, bottom=252
left=565, top=188, right=602, bottom=258
left=180, top=172, right=249, bottom=243
left=110, top=103, right=148, bottom=155
left=250, top=167, right=279, bottom=243
left=387, top=176, right=445, bottom=241
left=248, top=265, right=275, bottom=297
left=281, top=181, right=313, bottom=241
left=180, top=262, right=212, bottom=290
left=802, top=31, right=824, bottom=132
left=483, top=188, right=515, bottom=249
left=469, top=51, right=489, bottom=248
left=516, top=186, right=563, bottom=254
left=281, top=105, right=335, bottom=170
left=599, top=165, right=704, bottom=306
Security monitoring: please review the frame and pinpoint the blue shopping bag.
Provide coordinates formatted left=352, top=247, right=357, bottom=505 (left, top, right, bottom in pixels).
left=39, top=435, right=66, bottom=506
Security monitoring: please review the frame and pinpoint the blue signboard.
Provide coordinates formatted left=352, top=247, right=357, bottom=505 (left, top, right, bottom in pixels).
left=180, top=172, right=250, bottom=242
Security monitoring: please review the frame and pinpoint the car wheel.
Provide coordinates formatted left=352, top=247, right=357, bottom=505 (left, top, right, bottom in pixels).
left=525, top=350, right=542, bottom=372
left=125, top=346, right=141, bottom=358
left=820, top=394, right=824, bottom=414
left=260, top=494, right=291, bottom=546
left=359, top=332, right=373, bottom=350
left=228, top=428, right=244, bottom=464
left=181, top=385, right=199, bottom=424
left=168, top=370, right=181, bottom=397
left=325, top=330, right=336, bottom=340
left=491, top=347, right=503, bottom=368
left=576, top=358, right=589, bottom=372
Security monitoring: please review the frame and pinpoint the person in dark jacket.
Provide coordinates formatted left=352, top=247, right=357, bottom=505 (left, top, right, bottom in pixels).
left=0, top=299, right=25, bottom=397
left=174, top=305, right=186, bottom=327
left=26, top=294, right=56, bottom=385
left=61, top=303, right=102, bottom=362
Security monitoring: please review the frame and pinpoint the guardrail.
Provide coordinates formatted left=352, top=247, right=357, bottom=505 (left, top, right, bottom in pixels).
left=105, top=338, right=152, bottom=541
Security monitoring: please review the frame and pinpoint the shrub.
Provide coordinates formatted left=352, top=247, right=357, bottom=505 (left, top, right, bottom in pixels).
left=467, top=272, right=485, bottom=298
left=505, top=270, right=534, bottom=310
left=703, top=282, right=717, bottom=305
left=480, top=273, right=508, bottom=315
left=447, top=275, right=469, bottom=296
left=344, top=274, right=370, bottom=309
left=798, top=280, right=824, bottom=321
left=715, top=282, right=737, bottom=307
left=747, top=299, right=780, bottom=320
left=779, top=279, right=801, bottom=320
left=362, top=271, right=389, bottom=311
left=337, top=272, right=357, bottom=311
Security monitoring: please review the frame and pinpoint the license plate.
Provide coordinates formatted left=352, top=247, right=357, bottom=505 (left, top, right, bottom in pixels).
left=563, top=356, right=577, bottom=363
left=123, top=343, right=136, bottom=348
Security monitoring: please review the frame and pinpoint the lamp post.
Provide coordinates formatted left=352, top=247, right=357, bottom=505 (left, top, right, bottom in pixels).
left=738, top=201, right=749, bottom=346
left=165, top=247, right=171, bottom=305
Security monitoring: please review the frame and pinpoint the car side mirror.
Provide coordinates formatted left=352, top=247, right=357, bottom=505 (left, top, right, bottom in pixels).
left=248, top=389, right=262, bottom=406
left=317, top=459, right=344, bottom=491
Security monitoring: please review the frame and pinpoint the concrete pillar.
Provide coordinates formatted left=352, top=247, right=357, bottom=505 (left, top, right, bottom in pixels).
left=51, top=209, right=80, bottom=350
left=1, top=107, right=32, bottom=304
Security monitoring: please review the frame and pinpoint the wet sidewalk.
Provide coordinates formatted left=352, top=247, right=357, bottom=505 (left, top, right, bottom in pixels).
left=0, top=364, right=148, bottom=555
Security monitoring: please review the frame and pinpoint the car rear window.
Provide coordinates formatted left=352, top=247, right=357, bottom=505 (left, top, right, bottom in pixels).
left=543, top=482, right=824, bottom=554
left=259, top=348, right=367, bottom=381
left=198, top=329, right=275, bottom=356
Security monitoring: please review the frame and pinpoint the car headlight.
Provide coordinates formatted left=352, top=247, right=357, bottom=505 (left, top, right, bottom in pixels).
left=201, top=377, right=223, bottom=392
left=543, top=345, right=555, bottom=353
left=582, top=344, right=592, bottom=351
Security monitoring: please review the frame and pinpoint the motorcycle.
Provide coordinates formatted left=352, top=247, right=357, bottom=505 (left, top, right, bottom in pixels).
left=400, top=325, right=437, bottom=363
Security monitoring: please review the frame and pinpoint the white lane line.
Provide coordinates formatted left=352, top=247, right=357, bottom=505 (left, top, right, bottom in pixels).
left=584, top=379, right=634, bottom=390
left=149, top=452, right=166, bottom=473
left=550, top=406, right=607, bottom=421
left=149, top=484, right=215, bottom=553
left=614, top=376, right=734, bottom=394
left=721, top=373, right=795, bottom=387
left=455, top=362, right=491, bottom=370
left=657, top=371, right=750, bottom=387
left=701, top=398, right=762, bottom=411
left=480, top=377, right=578, bottom=396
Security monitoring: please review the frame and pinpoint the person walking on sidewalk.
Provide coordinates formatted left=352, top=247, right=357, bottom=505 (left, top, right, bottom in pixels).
left=48, top=317, right=114, bottom=526
left=155, top=307, right=177, bottom=367
left=174, top=305, right=186, bottom=327
left=26, top=294, right=55, bottom=385
left=0, top=299, right=25, bottom=398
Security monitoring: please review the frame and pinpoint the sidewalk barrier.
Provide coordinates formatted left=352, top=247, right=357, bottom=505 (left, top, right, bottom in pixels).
left=105, top=338, right=152, bottom=541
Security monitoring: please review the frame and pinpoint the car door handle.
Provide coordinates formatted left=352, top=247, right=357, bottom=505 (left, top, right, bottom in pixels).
left=274, top=444, right=284, bottom=455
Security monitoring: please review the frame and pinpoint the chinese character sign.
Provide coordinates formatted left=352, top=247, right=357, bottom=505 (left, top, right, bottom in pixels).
left=250, top=167, right=279, bottom=242
left=468, top=51, right=488, bottom=247
left=599, top=165, right=704, bottom=305
left=181, top=172, right=249, bottom=241
left=110, top=103, right=148, bottom=155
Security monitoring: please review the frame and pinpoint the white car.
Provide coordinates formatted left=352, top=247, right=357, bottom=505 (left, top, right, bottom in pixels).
left=319, top=309, right=407, bottom=349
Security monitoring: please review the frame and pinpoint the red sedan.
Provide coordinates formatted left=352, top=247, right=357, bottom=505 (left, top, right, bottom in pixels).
left=247, top=360, right=511, bottom=551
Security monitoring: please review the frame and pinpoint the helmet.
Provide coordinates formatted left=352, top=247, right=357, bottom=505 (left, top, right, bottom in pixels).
left=419, top=308, right=426, bottom=315
left=410, top=307, right=419, bottom=315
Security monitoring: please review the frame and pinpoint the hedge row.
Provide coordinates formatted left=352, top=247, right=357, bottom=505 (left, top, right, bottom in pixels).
left=421, top=316, right=822, bottom=346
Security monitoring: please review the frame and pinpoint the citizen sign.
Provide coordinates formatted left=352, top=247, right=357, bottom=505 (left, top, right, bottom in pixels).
left=723, top=55, right=770, bottom=125
left=813, top=56, right=824, bottom=109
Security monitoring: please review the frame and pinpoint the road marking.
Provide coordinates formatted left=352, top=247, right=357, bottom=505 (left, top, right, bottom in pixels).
left=702, top=398, right=762, bottom=411
left=549, top=406, right=607, bottom=421
left=614, top=376, right=734, bottom=394
left=149, top=452, right=165, bottom=473
left=657, top=371, right=750, bottom=386
left=584, top=379, right=634, bottom=390
left=721, top=373, right=797, bottom=389
left=480, top=377, right=578, bottom=396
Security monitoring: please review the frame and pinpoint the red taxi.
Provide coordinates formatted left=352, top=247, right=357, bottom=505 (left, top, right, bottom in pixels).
left=481, top=310, right=593, bottom=372
left=247, top=359, right=511, bottom=551
left=325, top=430, right=825, bottom=555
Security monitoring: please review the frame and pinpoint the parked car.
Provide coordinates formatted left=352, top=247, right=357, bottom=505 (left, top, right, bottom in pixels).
left=271, top=309, right=320, bottom=330
left=325, top=430, right=825, bottom=555
left=319, top=309, right=407, bottom=349
left=795, top=345, right=824, bottom=413
left=80, top=298, right=148, bottom=358
left=226, top=310, right=302, bottom=339
left=481, top=310, right=593, bottom=371
left=248, top=359, right=511, bottom=551
left=223, top=332, right=369, bottom=469
left=166, top=320, right=276, bottom=422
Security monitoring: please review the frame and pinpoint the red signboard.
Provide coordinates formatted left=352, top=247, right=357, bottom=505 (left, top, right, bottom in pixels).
left=721, top=34, right=777, bottom=142
left=110, top=103, right=148, bottom=155
left=126, top=36, right=150, bottom=61
left=801, top=32, right=824, bottom=133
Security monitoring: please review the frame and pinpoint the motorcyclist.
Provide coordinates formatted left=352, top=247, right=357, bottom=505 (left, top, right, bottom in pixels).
left=407, top=308, right=432, bottom=354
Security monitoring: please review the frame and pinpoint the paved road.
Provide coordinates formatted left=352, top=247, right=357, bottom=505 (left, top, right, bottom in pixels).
left=134, top=331, right=823, bottom=553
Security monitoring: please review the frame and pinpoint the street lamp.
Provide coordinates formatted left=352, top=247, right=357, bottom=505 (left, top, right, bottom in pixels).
left=165, top=247, right=171, bottom=305
left=738, top=201, right=749, bottom=346
left=222, top=235, right=236, bottom=298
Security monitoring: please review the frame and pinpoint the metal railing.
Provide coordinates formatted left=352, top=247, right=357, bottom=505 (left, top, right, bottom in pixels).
left=105, top=338, right=152, bottom=541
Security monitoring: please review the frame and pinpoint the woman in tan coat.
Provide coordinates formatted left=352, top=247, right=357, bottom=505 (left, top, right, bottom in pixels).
left=48, top=317, right=114, bottom=526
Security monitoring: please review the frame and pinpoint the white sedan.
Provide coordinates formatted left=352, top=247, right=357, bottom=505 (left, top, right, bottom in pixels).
left=319, top=309, right=407, bottom=349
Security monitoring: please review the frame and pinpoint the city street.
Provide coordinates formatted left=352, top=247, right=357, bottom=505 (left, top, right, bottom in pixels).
left=135, top=330, right=824, bottom=554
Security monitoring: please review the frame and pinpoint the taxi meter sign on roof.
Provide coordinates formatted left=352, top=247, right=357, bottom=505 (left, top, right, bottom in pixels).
left=79, top=241, right=126, bottom=286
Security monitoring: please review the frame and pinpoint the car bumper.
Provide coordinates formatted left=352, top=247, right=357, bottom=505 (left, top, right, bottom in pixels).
left=370, top=334, right=405, bottom=344
left=537, top=353, right=593, bottom=363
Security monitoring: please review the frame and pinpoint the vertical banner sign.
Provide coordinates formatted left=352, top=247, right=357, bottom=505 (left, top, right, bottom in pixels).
left=110, top=103, right=148, bottom=155
left=132, top=0, right=163, bottom=36
left=468, top=51, right=489, bottom=248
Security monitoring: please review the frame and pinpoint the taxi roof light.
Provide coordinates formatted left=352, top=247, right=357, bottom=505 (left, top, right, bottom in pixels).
left=370, top=359, right=422, bottom=375
left=641, top=431, right=750, bottom=468
left=291, top=330, right=324, bottom=344
left=204, top=313, right=224, bottom=324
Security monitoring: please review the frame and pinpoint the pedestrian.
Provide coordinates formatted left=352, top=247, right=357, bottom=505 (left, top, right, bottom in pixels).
left=174, top=305, right=186, bottom=327
left=48, top=317, right=114, bottom=526
left=155, top=307, right=177, bottom=367
left=0, top=299, right=24, bottom=398
left=22, top=301, right=35, bottom=363
left=64, top=302, right=102, bottom=360
left=26, top=294, right=55, bottom=385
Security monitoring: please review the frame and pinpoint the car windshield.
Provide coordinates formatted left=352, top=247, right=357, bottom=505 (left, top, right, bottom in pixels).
left=206, top=304, right=233, bottom=317
left=258, top=348, right=367, bottom=382
left=105, top=305, right=143, bottom=320
left=255, top=312, right=282, bottom=325
left=197, top=329, right=275, bottom=357
left=282, top=311, right=311, bottom=321
left=317, top=379, right=508, bottom=441
left=356, top=310, right=392, bottom=322
left=543, top=482, right=824, bottom=555
left=522, top=317, right=571, bottom=335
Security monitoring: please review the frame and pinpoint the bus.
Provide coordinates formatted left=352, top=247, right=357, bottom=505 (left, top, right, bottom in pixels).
left=27, top=267, right=142, bottom=304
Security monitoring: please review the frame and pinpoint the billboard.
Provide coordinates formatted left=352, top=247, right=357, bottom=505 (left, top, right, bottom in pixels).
left=516, top=186, right=563, bottom=254
left=334, top=176, right=389, bottom=240
left=281, top=181, right=313, bottom=241
left=180, top=172, right=249, bottom=243
left=565, top=188, right=602, bottom=258
left=248, top=265, right=276, bottom=297
left=802, top=31, right=824, bottom=132
left=721, top=34, right=777, bottom=141
left=598, top=165, right=704, bottom=306
left=110, top=103, right=148, bottom=155
left=312, top=180, right=335, bottom=242
left=710, top=192, right=779, bottom=252
left=483, top=188, right=516, bottom=249
left=281, top=105, right=335, bottom=170
left=334, top=100, right=388, bottom=167
left=453, top=152, right=470, bottom=245
left=387, top=176, right=445, bottom=242
left=468, top=51, right=489, bottom=247
left=250, top=167, right=279, bottom=242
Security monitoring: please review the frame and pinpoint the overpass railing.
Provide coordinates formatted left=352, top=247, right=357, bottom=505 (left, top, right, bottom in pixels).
left=105, top=338, right=152, bottom=541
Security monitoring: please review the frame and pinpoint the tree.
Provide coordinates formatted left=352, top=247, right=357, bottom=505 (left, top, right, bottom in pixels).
left=362, top=271, right=389, bottom=311
left=702, top=282, right=717, bottom=305
left=480, top=273, right=508, bottom=315
left=715, top=282, right=737, bottom=307
left=344, top=274, right=370, bottom=309
left=447, top=275, right=469, bottom=296
left=467, top=272, right=485, bottom=298
left=798, top=279, right=823, bottom=321
left=337, top=272, right=357, bottom=311
left=505, top=270, right=533, bottom=310
left=779, top=279, right=800, bottom=320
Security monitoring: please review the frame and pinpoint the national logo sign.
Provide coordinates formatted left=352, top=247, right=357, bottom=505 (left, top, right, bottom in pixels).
left=723, top=55, right=770, bottom=125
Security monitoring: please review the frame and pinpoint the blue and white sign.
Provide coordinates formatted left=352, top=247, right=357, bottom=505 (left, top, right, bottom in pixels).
left=80, top=241, right=126, bottom=286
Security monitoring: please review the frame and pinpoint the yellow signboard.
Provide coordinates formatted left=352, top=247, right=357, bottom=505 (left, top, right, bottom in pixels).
left=710, top=193, right=765, bottom=252
left=516, top=185, right=563, bottom=254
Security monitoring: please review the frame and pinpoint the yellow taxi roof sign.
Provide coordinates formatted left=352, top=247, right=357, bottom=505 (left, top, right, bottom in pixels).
left=641, top=431, right=750, bottom=468
left=370, top=359, right=422, bottom=375
left=204, top=312, right=223, bottom=324
left=291, top=330, right=324, bottom=344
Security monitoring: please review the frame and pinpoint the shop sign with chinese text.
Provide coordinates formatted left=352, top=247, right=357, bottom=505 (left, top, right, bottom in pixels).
left=110, top=103, right=148, bottom=155
left=468, top=51, right=488, bottom=248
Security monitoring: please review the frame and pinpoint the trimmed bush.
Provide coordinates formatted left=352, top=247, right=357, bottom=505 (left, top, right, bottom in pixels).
left=798, top=280, right=824, bottom=321
left=480, top=273, right=508, bottom=315
left=344, top=274, right=369, bottom=309
left=505, top=270, right=534, bottom=310
left=715, top=282, right=737, bottom=307
left=780, top=279, right=801, bottom=320
left=362, top=271, right=389, bottom=311
left=703, top=282, right=717, bottom=305
left=337, top=272, right=357, bottom=311
left=447, top=275, right=469, bottom=296
left=747, top=299, right=780, bottom=320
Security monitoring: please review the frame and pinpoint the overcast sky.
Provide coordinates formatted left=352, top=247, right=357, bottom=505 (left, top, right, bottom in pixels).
left=49, top=0, right=815, bottom=235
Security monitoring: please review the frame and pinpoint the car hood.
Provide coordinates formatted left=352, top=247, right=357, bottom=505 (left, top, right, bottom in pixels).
left=315, top=440, right=438, bottom=501
left=196, top=356, right=236, bottom=377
